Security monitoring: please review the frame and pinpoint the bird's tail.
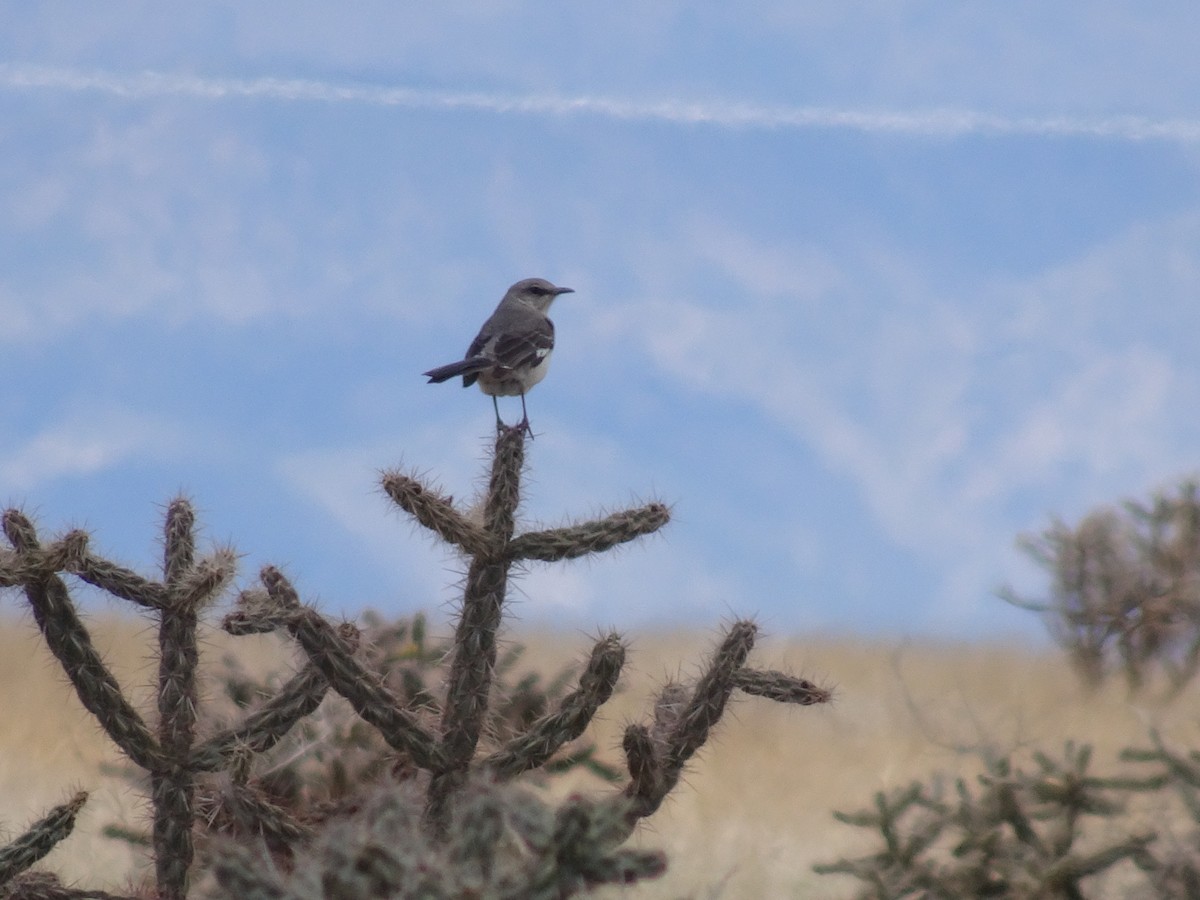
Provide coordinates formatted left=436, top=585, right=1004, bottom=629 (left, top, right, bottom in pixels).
left=422, top=357, right=490, bottom=385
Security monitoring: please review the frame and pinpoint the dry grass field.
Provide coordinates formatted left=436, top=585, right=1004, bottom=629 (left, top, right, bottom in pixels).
left=3, top=613, right=1199, bottom=897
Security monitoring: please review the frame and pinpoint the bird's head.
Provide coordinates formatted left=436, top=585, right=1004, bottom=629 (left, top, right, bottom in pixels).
left=507, top=277, right=574, bottom=313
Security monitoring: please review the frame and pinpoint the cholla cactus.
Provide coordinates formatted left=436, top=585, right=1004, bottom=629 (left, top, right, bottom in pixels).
left=1, top=423, right=830, bottom=898
left=0, top=500, right=309, bottom=900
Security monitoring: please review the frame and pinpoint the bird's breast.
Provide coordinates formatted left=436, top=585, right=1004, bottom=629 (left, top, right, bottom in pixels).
left=475, top=350, right=552, bottom=396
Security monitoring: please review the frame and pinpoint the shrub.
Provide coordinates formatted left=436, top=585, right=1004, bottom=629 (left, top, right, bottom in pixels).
left=1003, top=480, right=1200, bottom=695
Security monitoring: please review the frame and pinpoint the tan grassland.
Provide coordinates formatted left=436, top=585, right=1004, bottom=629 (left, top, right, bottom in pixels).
left=3, top=614, right=1199, bottom=898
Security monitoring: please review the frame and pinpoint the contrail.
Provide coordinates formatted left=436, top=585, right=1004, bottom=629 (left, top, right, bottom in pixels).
left=3, top=63, right=1199, bottom=143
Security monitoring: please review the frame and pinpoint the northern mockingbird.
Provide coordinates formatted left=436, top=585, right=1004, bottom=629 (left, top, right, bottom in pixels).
left=423, top=277, right=574, bottom=432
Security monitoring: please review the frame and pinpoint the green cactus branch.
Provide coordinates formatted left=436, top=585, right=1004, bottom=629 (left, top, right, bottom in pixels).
left=619, top=621, right=754, bottom=827
left=226, top=566, right=446, bottom=772
left=153, top=499, right=203, bottom=896
left=381, top=471, right=492, bottom=557
left=197, top=767, right=312, bottom=855
left=428, top=426, right=526, bottom=823
left=190, top=662, right=330, bottom=771
left=508, top=503, right=670, bottom=562
left=0, top=792, right=88, bottom=885
left=2, top=510, right=165, bottom=773
left=731, top=667, right=832, bottom=704
left=482, top=633, right=625, bottom=779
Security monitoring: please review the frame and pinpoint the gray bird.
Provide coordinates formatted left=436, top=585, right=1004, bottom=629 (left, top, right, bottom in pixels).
left=423, top=277, right=575, bottom=432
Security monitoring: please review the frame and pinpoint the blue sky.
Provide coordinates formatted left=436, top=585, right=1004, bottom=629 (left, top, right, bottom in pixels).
left=2, top=5, right=1199, bottom=639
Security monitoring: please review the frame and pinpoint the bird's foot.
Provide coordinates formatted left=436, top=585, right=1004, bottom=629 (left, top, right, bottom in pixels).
left=493, top=416, right=534, bottom=440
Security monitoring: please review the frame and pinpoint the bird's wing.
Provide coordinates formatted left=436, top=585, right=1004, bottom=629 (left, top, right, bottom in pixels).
left=464, top=327, right=490, bottom=362
left=488, top=316, right=555, bottom=371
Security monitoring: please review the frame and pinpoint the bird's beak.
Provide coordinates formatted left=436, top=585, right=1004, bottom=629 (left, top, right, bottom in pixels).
left=555, top=286, right=575, bottom=296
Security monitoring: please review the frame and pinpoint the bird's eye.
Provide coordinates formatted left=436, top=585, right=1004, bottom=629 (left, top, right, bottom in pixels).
left=529, top=285, right=547, bottom=294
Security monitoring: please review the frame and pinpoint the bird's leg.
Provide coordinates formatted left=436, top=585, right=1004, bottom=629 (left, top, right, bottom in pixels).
left=492, top=395, right=504, bottom=431
left=519, top=392, right=534, bottom=439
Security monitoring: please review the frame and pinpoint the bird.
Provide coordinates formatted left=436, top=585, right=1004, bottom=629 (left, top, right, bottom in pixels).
left=423, top=277, right=574, bottom=433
